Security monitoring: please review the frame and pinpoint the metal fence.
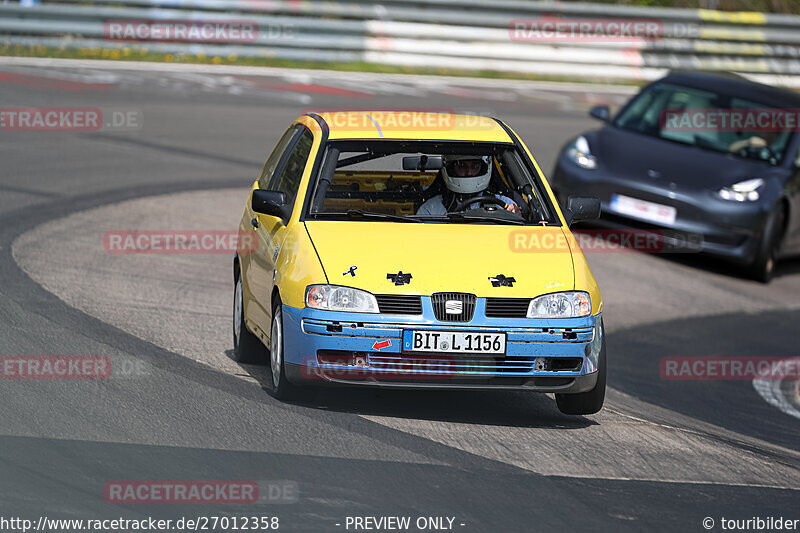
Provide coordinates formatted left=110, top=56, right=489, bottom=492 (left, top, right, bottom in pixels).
left=1, top=0, right=800, bottom=86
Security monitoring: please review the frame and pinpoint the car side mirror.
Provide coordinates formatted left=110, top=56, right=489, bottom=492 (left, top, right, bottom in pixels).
left=589, top=105, right=610, bottom=122
left=252, top=189, right=290, bottom=221
left=565, top=196, right=601, bottom=227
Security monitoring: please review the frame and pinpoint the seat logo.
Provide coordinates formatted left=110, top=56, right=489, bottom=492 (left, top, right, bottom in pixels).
left=387, top=271, right=412, bottom=285
left=489, top=274, right=516, bottom=287
left=445, top=300, right=463, bottom=314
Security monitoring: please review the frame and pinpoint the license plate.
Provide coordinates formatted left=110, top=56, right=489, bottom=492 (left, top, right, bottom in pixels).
left=402, top=330, right=506, bottom=354
left=610, top=194, right=676, bottom=225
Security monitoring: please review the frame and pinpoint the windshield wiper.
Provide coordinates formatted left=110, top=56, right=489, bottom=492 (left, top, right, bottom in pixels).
left=416, top=213, right=524, bottom=225
left=342, top=209, right=421, bottom=222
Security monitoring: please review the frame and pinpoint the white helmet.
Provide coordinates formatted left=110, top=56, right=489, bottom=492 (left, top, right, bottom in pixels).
left=442, top=155, right=492, bottom=194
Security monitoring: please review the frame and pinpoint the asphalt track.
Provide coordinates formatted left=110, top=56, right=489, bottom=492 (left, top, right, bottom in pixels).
left=1, top=58, right=799, bottom=532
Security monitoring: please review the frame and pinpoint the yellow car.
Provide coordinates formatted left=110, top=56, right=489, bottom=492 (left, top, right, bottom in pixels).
left=234, top=111, right=605, bottom=415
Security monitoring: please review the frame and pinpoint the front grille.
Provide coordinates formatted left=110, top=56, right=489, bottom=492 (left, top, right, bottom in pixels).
left=368, top=354, right=535, bottom=375
left=315, top=351, right=583, bottom=380
left=431, top=292, right=476, bottom=322
left=485, top=298, right=531, bottom=318
left=375, top=294, right=423, bottom=315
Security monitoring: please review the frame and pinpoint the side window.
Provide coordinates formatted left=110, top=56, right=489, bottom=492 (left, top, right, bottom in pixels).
left=270, top=128, right=314, bottom=208
left=257, top=126, right=300, bottom=189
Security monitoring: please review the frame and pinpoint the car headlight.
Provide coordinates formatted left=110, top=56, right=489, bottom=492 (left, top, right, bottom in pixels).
left=305, top=285, right=379, bottom=313
left=527, top=291, right=591, bottom=318
left=718, top=178, right=764, bottom=202
left=566, top=136, right=597, bottom=169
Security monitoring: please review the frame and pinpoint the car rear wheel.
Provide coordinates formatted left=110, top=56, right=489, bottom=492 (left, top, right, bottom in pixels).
left=748, top=205, right=785, bottom=284
left=269, top=296, right=299, bottom=400
left=233, top=274, right=266, bottom=364
left=555, top=342, right=606, bottom=416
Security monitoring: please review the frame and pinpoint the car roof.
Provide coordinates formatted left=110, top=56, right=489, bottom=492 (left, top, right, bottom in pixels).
left=660, top=70, right=800, bottom=107
left=309, top=111, right=515, bottom=142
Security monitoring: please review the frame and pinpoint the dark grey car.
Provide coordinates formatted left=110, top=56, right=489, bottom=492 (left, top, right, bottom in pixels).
left=551, top=71, right=800, bottom=282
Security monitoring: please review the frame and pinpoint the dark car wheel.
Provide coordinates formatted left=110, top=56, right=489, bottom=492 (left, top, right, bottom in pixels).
left=268, top=296, right=299, bottom=400
left=233, top=273, right=266, bottom=364
left=555, top=341, right=606, bottom=416
left=748, top=205, right=786, bottom=284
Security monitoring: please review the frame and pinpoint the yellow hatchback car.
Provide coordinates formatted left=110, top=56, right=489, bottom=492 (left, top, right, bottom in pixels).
left=234, top=111, right=606, bottom=415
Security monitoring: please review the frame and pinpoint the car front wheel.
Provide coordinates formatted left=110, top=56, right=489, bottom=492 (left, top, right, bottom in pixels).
left=555, top=341, right=606, bottom=416
left=748, top=204, right=785, bottom=284
left=269, top=297, right=299, bottom=400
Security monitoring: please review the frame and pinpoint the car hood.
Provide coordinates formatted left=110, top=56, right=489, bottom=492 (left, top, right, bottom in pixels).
left=591, top=126, right=777, bottom=190
left=304, top=221, right=576, bottom=297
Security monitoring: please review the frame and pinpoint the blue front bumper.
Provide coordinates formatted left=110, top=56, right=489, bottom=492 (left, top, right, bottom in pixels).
left=282, top=298, right=603, bottom=392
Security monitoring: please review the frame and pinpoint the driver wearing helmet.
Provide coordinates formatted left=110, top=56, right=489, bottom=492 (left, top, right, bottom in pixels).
left=417, top=155, right=521, bottom=216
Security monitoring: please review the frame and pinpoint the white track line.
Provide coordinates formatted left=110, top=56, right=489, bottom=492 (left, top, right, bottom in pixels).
left=753, top=369, right=800, bottom=421
left=545, top=474, right=800, bottom=491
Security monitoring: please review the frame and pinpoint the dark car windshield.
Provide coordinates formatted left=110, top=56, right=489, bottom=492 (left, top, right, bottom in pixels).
left=613, top=82, right=793, bottom=165
left=305, top=140, right=556, bottom=225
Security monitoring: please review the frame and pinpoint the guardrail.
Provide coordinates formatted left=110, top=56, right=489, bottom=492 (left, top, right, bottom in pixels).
left=1, top=0, right=800, bottom=86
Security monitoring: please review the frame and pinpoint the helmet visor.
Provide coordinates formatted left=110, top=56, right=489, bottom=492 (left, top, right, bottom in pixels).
left=445, top=158, right=489, bottom=178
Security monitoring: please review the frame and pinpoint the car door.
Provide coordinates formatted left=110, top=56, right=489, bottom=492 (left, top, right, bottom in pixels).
left=248, top=126, right=315, bottom=335
left=242, top=125, right=302, bottom=335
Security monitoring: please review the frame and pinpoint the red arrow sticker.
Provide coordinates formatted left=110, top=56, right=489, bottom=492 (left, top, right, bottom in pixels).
left=372, top=339, right=392, bottom=351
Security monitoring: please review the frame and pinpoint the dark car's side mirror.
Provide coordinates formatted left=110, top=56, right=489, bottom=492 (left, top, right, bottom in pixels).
left=565, top=196, right=601, bottom=227
left=589, top=105, right=610, bottom=122
left=252, top=189, right=289, bottom=221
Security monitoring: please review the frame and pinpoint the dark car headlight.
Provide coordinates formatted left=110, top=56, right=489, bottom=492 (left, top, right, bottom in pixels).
left=718, top=178, right=764, bottom=202
left=566, top=136, right=597, bottom=170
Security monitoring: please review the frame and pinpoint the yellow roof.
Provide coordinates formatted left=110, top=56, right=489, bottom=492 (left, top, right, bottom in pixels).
left=308, top=111, right=513, bottom=142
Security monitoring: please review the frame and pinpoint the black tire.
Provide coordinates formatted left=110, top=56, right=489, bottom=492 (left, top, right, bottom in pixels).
left=268, top=296, right=299, bottom=400
left=748, top=205, right=785, bottom=284
left=233, top=272, right=266, bottom=364
left=556, top=339, right=606, bottom=416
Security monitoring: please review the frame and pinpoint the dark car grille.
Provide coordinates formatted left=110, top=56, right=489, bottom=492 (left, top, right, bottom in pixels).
left=485, top=298, right=531, bottom=318
left=431, top=292, right=476, bottom=322
left=375, top=294, right=423, bottom=315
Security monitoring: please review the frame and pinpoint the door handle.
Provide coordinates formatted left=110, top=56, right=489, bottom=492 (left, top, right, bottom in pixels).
left=251, top=217, right=259, bottom=229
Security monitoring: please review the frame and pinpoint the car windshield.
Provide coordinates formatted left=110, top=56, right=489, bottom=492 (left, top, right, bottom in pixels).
left=613, top=82, right=793, bottom=165
left=306, top=140, right=556, bottom=225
